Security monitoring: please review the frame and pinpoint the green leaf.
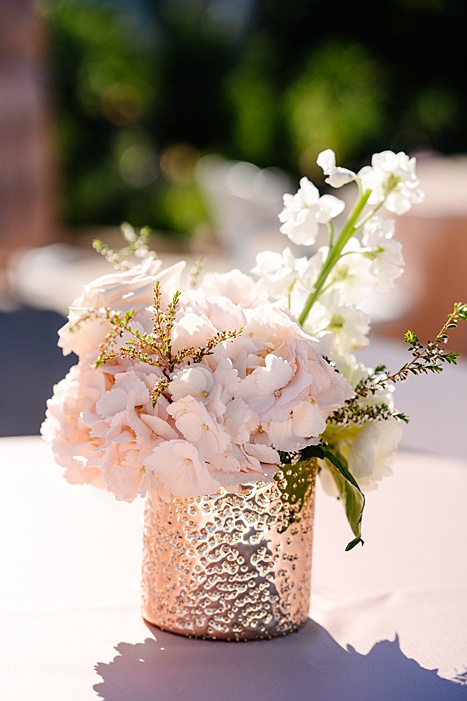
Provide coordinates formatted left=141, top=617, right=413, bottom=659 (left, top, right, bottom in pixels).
left=321, top=448, right=365, bottom=550
left=298, top=444, right=365, bottom=550
left=345, top=536, right=364, bottom=551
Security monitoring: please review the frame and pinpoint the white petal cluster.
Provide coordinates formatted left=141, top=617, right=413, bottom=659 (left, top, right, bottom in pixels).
left=306, top=295, right=371, bottom=356
left=317, top=149, right=356, bottom=188
left=251, top=247, right=315, bottom=299
left=362, top=216, right=405, bottom=291
left=278, top=176, right=345, bottom=246
left=358, top=150, right=425, bottom=214
left=57, top=257, right=185, bottom=358
left=347, top=417, right=404, bottom=490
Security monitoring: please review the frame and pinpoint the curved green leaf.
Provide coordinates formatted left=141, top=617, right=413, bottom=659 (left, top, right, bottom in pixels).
left=319, top=446, right=365, bottom=551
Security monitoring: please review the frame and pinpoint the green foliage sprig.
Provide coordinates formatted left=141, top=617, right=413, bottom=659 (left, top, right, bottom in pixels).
left=329, top=399, right=409, bottom=428
left=94, top=281, right=242, bottom=405
left=93, top=223, right=152, bottom=270
left=391, top=302, right=467, bottom=380
left=348, top=302, right=467, bottom=409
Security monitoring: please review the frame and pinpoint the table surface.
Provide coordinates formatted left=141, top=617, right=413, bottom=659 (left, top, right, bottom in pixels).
left=2, top=435, right=467, bottom=701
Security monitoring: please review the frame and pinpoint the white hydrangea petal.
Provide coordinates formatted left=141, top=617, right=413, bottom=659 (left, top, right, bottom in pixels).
left=145, top=440, right=220, bottom=499
left=255, top=355, right=293, bottom=393
left=291, top=401, right=326, bottom=437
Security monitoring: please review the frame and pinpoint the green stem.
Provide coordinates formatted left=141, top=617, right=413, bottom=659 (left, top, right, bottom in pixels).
left=298, top=189, right=371, bottom=326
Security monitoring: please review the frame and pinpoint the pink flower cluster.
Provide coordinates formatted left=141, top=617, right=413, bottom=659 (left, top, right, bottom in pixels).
left=42, top=263, right=353, bottom=503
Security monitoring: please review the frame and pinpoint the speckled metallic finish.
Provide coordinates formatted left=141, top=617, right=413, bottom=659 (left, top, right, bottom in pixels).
left=141, top=459, right=317, bottom=641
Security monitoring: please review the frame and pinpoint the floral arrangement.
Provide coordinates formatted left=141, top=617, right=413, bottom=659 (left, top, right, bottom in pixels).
left=42, top=149, right=467, bottom=550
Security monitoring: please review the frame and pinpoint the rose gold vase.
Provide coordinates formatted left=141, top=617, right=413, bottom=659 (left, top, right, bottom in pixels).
left=141, top=459, right=318, bottom=641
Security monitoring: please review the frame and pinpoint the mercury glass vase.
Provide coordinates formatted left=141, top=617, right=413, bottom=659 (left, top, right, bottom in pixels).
left=141, top=458, right=318, bottom=641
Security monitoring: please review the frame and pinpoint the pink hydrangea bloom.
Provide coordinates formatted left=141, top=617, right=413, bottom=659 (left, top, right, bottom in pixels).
left=42, top=266, right=354, bottom=503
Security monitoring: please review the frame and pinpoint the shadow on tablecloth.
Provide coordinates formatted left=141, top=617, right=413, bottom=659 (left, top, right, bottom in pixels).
left=93, top=619, right=467, bottom=701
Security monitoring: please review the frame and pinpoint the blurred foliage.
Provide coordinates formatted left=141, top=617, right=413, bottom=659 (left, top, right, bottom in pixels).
left=39, top=0, right=467, bottom=237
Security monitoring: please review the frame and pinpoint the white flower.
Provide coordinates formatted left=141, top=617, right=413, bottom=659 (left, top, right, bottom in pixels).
left=278, top=176, right=345, bottom=246
left=251, top=248, right=312, bottom=300
left=58, top=259, right=185, bottom=359
left=327, top=239, right=374, bottom=304
left=317, top=149, right=356, bottom=188
left=347, top=417, right=404, bottom=491
left=303, top=291, right=371, bottom=356
left=321, top=346, right=369, bottom=389
left=362, top=216, right=405, bottom=291
left=358, top=150, right=424, bottom=215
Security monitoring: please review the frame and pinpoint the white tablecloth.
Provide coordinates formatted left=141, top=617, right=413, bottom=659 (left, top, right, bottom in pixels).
left=1, top=436, right=467, bottom=700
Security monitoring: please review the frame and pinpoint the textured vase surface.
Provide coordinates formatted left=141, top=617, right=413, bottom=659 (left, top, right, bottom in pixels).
left=142, top=459, right=318, bottom=641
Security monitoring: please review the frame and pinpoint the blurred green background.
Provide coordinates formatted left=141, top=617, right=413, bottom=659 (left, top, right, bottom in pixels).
left=38, top=0, right=467, bottom=240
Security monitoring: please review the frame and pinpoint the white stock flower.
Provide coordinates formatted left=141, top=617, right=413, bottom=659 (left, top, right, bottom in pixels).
left=304, top=291, right=370, bottom=356
left=347, top=417, right=403, bottom=491
left=327, top=239, right=374, bottom=304
left=362, top=216, right=405, bottom=291
left=317, top=149, right=356, bottom=188
left=278, top=176, right=345, bottom=246
left=358, top=150, right=424, bottom=215
left=252, top=248, right=313, bottom=300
